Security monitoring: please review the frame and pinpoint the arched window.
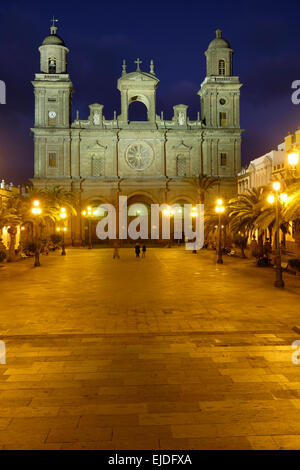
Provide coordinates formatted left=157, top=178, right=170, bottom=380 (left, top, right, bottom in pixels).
left=48, top=57, right=56, bottom=74
left=128, top=100, right=148, bottom=121
left=218, top=60, right=225, bottom=76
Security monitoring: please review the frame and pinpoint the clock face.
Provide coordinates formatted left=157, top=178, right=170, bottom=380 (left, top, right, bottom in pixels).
left=48, top=111, right=56, bottom=118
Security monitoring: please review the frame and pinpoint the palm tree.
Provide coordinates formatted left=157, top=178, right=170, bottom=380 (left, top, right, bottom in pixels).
left=43, top=185, right=77, bottom=217
left=227, top=187, right=269, bottom=257
left=284, top=182, right=300, bottom=257
left=0, top=196, right=24, bottom=261
left=0, top=185, right=77, bottom=262
left=185, top=174, right=219, bottom=205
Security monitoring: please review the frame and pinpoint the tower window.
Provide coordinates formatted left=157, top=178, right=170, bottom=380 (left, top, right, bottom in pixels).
left=220, top=153, right=227, bottom=167
left=91, top=157, right=105, bottom=176
left=48, top=57, right=56, bottom=74
left=218, top=60, right=225, bottom=75
left=176, top=155, right=187, bottom=176
left=219, top=112, right=227, bottom=127
left=48, top=153, right=57, bottom=168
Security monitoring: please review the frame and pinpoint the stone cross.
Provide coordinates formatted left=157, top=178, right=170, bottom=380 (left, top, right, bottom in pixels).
left=134, top=58, right=142, bottom=71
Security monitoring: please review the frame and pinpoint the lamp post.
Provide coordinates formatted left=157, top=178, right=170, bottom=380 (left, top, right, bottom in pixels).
left=215, top=198, right=225, bottom=264
left=82, top=206, right=98, bottom=249
left=31, top=200, right=42, bottom=267
left=268, top=181, right=287, bottom=288
left=58, top=208, right=67, bottom=255
left=162, top=205, right=175, bottom=247
left=56, top=227, right=67, bottom=256
left=191, top=206, right=197, bottom=253
left=287, top=150, right=299, bottom=179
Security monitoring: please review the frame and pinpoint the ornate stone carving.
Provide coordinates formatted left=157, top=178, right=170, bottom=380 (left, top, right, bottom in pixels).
left=125, top=141, right=154, bottom=171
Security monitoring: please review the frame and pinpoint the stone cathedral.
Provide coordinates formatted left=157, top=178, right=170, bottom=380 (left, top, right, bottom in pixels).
left=32, top=23, right=242, bottom=244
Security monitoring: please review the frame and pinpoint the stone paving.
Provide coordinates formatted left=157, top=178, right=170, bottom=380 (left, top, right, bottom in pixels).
left=0, top=247, right=300, bottom=449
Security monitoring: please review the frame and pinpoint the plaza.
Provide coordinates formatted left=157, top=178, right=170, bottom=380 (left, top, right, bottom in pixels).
left=0, top=247, right=299, bottom=449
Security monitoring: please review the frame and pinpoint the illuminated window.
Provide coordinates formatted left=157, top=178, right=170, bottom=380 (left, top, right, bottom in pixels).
left=219, top=60, right=225, bottom=75
left=220, top=153, right=227, bottom=166
left=219, top=112, right=227, bottom=127
left=48, top=153, right=57, bottom=168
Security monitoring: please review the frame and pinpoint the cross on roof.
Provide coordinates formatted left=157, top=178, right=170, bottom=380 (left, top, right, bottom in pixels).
left=51, top=16, right=58, bottom=28
left=134, top=58, right=142, bottom=71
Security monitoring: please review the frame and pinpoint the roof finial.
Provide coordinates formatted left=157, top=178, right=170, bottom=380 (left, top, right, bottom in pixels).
left=122, top=59, right=127, bottom=76
left=134, top=58, right=142, bottom=71
left=50, top=16, right=58, bottom=35
left=150, top=59, right=155, bottom=75
left=216, top=28, right=222, bottom=38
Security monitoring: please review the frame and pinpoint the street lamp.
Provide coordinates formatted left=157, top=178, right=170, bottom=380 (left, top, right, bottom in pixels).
left=56, top=226, right=67, bottom=256
left=268, top=181, right=287, bottom=288
left=58, top=208, right=67, bottom=255
left=82, top=206, right=98, bottom=249
left=215, top=198, right=225, bottom=264
left=287, top=150, right=299, bottom=180
left=191, top=206, right=197, bottom=253
left=162, top=205, right=175, bottom=247
left=31, top=200, right=42, bottom=267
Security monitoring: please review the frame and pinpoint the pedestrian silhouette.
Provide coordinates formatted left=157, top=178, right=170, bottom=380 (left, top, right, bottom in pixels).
left=135, top=243, right=140, bottom=258
left=142, top=245, right=146, bottom=258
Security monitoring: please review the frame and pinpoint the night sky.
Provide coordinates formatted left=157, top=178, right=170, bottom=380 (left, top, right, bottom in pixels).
left=1, top=0, right=300, bottom=184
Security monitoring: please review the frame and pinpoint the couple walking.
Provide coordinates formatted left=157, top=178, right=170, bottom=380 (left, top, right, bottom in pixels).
left=135, top=243, right=146, bottom=258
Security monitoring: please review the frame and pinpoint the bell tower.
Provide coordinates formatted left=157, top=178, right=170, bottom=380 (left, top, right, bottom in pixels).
left=32, top=19, right=73, bottom=178
left=117, top=59, right=159, bottom=125
left=199, top=29, right=242, bottom=177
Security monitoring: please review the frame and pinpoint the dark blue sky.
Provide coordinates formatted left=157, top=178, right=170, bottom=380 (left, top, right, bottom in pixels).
left=1, top=0, right=300, bottom=184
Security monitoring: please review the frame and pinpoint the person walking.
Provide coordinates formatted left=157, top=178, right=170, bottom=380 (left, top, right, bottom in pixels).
left=135, top=243, right=140, bottom=258
left=142, top=245, right=146, bottom=258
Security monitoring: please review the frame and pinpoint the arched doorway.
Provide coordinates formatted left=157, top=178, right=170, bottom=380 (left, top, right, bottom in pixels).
left=126, top=194, right=154, bottom=245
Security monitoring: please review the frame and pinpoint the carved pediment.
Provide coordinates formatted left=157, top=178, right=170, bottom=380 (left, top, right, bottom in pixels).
left=87, top=140, right=107, bottom=153
left=172, top=140, right=192, bottom=152
left=119, top=71, right=159, bottom=83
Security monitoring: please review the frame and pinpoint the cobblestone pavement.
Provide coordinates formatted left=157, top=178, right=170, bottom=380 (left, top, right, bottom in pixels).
left=0, top=247, right=300, bottom=450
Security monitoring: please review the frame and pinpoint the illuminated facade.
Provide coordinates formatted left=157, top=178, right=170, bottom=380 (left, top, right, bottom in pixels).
left=32, top=24, right=242, bottom=243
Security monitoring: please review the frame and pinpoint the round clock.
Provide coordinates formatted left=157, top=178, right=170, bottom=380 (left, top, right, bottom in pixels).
left=48, top=111, right=56, bottom=118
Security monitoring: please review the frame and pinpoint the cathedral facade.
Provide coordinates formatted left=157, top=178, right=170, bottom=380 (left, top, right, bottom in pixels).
left=32, top=24, right=242, bottom=244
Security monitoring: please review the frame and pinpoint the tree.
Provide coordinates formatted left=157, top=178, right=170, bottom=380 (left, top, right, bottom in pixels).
left=284, top=182, right=300, bottom=257
left=185, top=174, right=219, bottom=204
left=0, top=196, right=24, bottom=261
left=227, top=187, right=269, bottom=257
left=0, top=185, right=78, bottom=262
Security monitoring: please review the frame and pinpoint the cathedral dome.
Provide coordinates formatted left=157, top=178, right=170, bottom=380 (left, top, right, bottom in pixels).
left=208, top=29, right=230, bottom=49
left=42, top=33, right=65, bottom=46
